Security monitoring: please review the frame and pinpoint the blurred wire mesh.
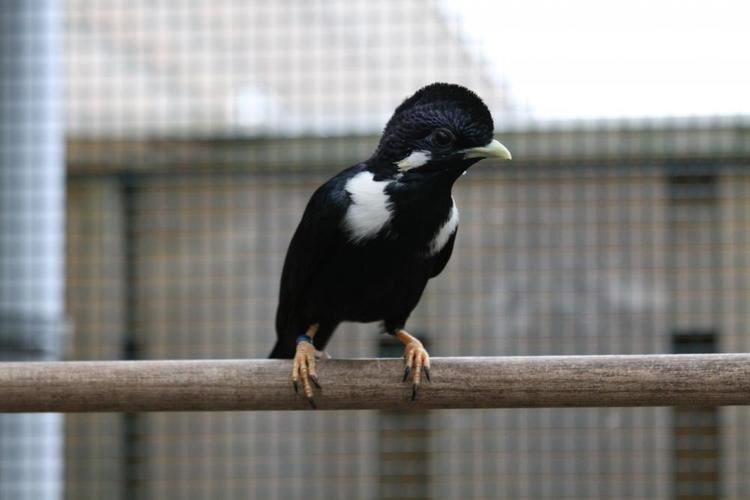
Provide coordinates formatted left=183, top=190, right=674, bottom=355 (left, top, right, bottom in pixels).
left=1, top=1, right=749, bottom=499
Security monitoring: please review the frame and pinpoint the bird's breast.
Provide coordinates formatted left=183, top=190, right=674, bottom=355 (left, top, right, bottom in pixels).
left=341, top=170, right=458, bottom=255
left=425, top=203, right=459, bottom=256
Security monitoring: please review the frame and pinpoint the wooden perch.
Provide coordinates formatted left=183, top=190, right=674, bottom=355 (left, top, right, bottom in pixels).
left=0, top=354, right=749, bottom=412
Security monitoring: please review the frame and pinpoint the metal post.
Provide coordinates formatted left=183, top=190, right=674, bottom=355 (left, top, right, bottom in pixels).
left=0, top=1, right=65, bottom=498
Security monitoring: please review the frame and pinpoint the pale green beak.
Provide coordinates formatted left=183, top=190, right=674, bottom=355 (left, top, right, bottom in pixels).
left=461, top=139, right=512, bottom=160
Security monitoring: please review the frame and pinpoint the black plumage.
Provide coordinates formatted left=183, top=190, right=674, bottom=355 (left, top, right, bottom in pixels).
left=269, top=83, right=511, bottom=403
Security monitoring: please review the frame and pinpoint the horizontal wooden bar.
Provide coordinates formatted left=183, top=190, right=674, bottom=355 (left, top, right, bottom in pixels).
left=0, top=354, right=748, bottom=412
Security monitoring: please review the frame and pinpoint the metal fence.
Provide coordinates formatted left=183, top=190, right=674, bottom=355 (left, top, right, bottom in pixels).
left=62, top=129, right=750, bottom=500
left=2, top=1, right=750, bottom=499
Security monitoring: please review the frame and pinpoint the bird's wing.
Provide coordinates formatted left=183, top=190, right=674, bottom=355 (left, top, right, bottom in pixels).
left=274, top=168, right=355, bottom=348
left=429, top=228, right=457, bottom=278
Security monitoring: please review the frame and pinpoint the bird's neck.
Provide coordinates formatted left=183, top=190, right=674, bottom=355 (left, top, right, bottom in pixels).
left=357, top=157, right=477, bottom=249
left=382, top=169, right=457, bottom=250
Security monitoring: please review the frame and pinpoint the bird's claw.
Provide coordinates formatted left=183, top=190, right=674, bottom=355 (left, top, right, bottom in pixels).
left=291, top=341, right=320, bottom=408
left=402, top=341, right=430, bottom=400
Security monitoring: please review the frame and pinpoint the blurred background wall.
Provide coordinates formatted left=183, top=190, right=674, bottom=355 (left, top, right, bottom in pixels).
left=4, top=0, right=750, bottom=498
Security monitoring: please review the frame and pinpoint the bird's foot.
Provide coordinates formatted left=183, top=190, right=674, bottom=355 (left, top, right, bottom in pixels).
left=292, top=340, right=320, bottom=409
left=315, top=350, right=331, bottom=360
left=400, top=336, right=431, bottom=401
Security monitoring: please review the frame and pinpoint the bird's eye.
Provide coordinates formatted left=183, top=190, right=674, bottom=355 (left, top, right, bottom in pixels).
left=431, top=128, right=455, bottom=147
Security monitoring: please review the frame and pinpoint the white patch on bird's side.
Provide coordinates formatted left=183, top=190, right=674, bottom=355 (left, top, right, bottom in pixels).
left=427, top=202, right=459, bottom=256
left=343, top=171, right=394, bottom=243
left=396, top=150, right=431, bottom=171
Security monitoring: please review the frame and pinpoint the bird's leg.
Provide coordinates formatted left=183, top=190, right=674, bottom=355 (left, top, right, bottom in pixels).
left=292, top=323, right=321, bottom=409
left=396, top=329, right=431, bottom=400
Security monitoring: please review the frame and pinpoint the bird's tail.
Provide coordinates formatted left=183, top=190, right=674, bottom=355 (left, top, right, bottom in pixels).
left=269, top=339, right=295, bottom=359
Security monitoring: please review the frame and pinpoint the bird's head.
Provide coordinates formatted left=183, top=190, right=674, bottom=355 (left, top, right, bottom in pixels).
left=371, top=83, right=511, bottom=178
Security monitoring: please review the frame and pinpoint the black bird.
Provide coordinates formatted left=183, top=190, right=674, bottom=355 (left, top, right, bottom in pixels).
left=270, top=83, right=511, bottom=407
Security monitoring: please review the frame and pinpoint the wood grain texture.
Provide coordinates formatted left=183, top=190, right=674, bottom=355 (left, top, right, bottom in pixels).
left=0, top=354, right=749, bottom=412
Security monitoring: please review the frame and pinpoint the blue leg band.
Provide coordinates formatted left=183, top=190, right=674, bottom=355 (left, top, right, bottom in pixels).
left=296, top=334, right=313, bottom=345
